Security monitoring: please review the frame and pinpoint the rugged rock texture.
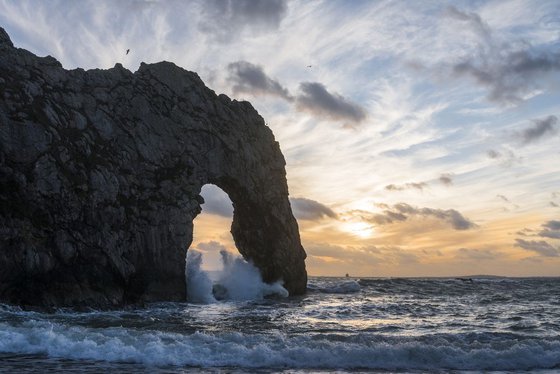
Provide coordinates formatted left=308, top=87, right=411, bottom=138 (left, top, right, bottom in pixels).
left=0, top=27, right=307, bottom=308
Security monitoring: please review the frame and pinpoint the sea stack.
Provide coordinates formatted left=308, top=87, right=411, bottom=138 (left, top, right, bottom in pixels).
left=0, top=27, right=307, bottom=308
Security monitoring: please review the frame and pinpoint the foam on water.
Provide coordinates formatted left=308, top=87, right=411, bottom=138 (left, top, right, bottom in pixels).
left=0, top=319, right=559, bottom=370
left=186, top=249, right=288, bottom=303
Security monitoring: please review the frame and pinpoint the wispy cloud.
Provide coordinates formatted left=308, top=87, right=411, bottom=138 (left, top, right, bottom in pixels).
left=495, top=194, right=520, bottom=209
left=442, top=6, right=560, bottom=105
left=496, top=194, right=510, bottom=203
left=444, top=6, right=492, bottom=43
left=227, top=61, right=292, bottom=100
left=296, top=82, right=367, bottom=126
left=291, top=198, right=337, bottom=221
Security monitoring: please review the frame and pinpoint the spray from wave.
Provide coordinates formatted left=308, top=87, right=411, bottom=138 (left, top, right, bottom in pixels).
left=185, top=249, right=288, bottom=303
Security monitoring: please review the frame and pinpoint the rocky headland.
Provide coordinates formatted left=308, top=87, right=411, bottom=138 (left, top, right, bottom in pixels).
left=0, top=27, right=307, bottom=308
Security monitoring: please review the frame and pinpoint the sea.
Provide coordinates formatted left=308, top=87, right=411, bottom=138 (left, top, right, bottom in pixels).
left=0, top=251, right=559, bottom=373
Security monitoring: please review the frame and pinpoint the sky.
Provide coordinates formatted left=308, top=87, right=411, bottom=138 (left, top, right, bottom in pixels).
left=2, top=0, right=559, bottom=277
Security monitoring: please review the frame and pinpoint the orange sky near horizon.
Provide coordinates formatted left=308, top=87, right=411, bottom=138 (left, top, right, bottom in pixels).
left=192, top=186, right=560, bottom=277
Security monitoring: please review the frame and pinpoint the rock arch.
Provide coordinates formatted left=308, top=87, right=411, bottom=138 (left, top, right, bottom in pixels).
left=0, top=28, right=306, bottom=307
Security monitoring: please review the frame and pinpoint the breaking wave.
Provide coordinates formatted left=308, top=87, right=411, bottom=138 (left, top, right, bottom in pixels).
left=0, top=320, right=559, bottom=370
left=185, top=249, right=288, bottom=303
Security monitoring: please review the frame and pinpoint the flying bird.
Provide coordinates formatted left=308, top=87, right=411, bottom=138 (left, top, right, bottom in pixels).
left=307, top=65, right=312, bottom=68
left=126, top=49, right=130, bottom=55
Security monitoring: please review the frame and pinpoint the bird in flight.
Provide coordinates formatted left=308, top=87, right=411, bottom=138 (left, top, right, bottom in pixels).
left=126, top=49, right=130, bottom=55
left=307, top=65, right=312, bottom=68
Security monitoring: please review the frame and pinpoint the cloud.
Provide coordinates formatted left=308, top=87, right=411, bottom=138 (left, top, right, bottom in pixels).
left=496, top=194, right=510, bottom=203
left=443, top=7, right=560, bottom=104
left=487, top=150, right=501, bottom=159
left=199, top=0, right=288, bottom=42
left=515, top=239, right=559, bottom=257
left=196, top=240, right=229, bottom=253
left=439, top=173, right=453, bottom=186
left=226, top=65, right=369, bottom=126
left=516, top=228, right=535, bottom=237
left=227, top=61, right=292, bottom=100
left=542, top=220, right=560, bottom=230
left=200, top=184, right=233, bottom=217
left=514, top=220, right=560, bottom=257
left=366, top=203, right=476, bottom=230
left=539, top=220, right=560, bottom=239
left=290, top=197, right=338, bottom=221
left=452, top=48, right=560, bottom=105
left=296, top=82, right=367, bottom=125
left=551, top=202, right=559, bottom=207
left=444, top=6, right=491, bottom=43
left=516, top=115, right=558, bottom=145
left=495, top=194, right=518, bottom=210
left=539, top=230, right=560, bottom=239
left=385, top=182, right=428, bottom=191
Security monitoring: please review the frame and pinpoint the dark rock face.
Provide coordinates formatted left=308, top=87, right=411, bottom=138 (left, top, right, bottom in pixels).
left=0, top=28, right=307, bottom=308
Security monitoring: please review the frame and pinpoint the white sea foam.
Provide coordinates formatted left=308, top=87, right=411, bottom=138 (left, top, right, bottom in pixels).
left=0, top=321, right=559, bottom=370
left=185, top=249, right=288, bottom=303
left=185, top=250, right=216, bottom=303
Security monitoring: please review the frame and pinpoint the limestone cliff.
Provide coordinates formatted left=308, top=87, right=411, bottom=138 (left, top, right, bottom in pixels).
left=0, top=27, right=307, bottom=307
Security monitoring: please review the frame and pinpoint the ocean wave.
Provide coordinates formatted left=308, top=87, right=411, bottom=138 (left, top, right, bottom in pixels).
left=308, top=280, right=361, bottom=294
left=1, top=321, right=559, bottom=370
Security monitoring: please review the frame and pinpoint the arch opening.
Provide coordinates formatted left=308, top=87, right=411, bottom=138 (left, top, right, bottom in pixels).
left=185, top=184, right=288, bottom=303
left=191, top=184, right=236, bottom=273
